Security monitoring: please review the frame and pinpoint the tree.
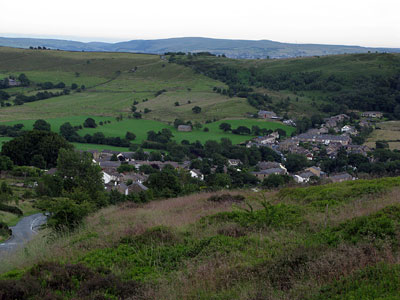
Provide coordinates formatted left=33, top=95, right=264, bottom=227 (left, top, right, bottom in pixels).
left=0, top=91, right=10, bottom=100
left=131, top=105, right=137, bottom=112
left=285, top=153, right=309, bottom=173
left=30, top=154, right=46, bottom=169
left=174, top=119, right=186, bottom=128
left=33, top=119, right=51, bottom=131
left=174, top=102, right=180, bottom=106
left=376, top=141, right=389, bottom=149
left=1, top=131, right=72, bottom=168
left=133, top=112, right=142, bottom=119
left=394, top=105, right=400, bottom=120
left=36, top=197, right=93, bottom=230
left=18, top=73, right=30, bottom=86
left=147, top=166, right=182, bottom=198
left=125, top=132, right=136, bottom=141
left=219, top=123, right=232, bottom=132
left=144, top=108, right=151, bottom=114
left=276, top=128, right=286, bottom=138
left=83, top=118, right=97, bottom=128
left=192, top=106, right=202, bottom=114
left=149, top=151, right=162, bottom=161
left=71, top=83, right=78, bottom=89
left=60, top=122, right=79, bottom=142
left=0, top=156, right=13, bottom=171
left=56, top=149, right=105, bottom=205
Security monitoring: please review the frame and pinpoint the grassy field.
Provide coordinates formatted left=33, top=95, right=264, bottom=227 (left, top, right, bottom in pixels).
left=365, top=120, right=400, bottom=150
left=1, top=116, right=294, bottom=147
left=2, top=177, right=400, bottom=299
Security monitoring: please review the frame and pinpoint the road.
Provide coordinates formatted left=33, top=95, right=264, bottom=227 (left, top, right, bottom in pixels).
left=0, top=213, right=47, bottom=255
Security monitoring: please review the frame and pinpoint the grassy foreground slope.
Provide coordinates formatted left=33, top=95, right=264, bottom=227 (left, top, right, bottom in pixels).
left=2, top=177, right=400, bottom=299
left=0, top=47, right=255, bottom=123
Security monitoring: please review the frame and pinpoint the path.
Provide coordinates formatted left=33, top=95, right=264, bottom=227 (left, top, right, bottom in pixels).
left=0, top=213, right=47, bottom=255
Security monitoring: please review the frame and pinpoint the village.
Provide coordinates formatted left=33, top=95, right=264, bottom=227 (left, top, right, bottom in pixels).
left=50, top=109, right=384, bottom=195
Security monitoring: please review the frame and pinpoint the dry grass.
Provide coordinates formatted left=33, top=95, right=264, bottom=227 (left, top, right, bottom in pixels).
left=305, top=188, right=400, bottom=229
left=0, top=190, right=258, bottom=273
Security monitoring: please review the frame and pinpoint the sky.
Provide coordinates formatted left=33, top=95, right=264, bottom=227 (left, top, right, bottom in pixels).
left=1, top=0, right=399, bottom=47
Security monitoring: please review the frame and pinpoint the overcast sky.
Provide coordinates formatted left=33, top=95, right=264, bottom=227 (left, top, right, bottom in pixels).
left=1, top=0, right=399, bottom=47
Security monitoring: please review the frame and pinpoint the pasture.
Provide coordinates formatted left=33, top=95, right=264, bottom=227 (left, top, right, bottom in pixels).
left=1, top=116, right=294, bottom=146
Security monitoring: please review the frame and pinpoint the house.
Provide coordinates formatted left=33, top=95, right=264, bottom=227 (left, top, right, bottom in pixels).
left=46, top=168, right=57, bottom=176
left=283, top=119, right=296, bottom=126
left=117, top=152, right=135, bottom=161
left=319, top=127, right=329, bottom=134
left=324, top=119, right=338, bottom=128
left=359, top=120, right=370, bottom=128
left=178, top=125, right=192, bottom=132
left=252, top=168, right=286, bottom=180
left=305, top=166, right=324, bottom=178
left=341, top=125, right=358, bottom=135
left=7, top=79, right=21, bottom=87
left=346, top=145, right=370, bottom=156
left=253, top=134, right=277, bottom=145
left=329, top=173, right=354, bottom=183
left=293, top=133, right=351, bottom=146
left=190, top=169, right=204, bottom=180
left=99, top=161, right=121, bottom=168
left=258, top=110, right=277, bottom=119
left=257, top=161, right=285, bottom=171
left=330, top=114, right=349, bottom=122
left=228, top=159, right=242, bottom=167
left=117, top=182, right=148, bottom=195
left=293, top=171, right=314, bottom=183
left=361, top=111, right=383, bottom=118
left=121, top=172, right=148, bottom=184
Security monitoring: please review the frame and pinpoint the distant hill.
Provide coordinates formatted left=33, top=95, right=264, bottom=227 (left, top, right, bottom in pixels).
left=1, top=36, right=399, bottom=59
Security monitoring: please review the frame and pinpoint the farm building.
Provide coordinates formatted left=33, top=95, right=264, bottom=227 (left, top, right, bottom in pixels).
left=178, top=125, right=192, bottom=132
left=258, top=110, right=277, bottom=119
left=361, top=111, right=383, bottom=118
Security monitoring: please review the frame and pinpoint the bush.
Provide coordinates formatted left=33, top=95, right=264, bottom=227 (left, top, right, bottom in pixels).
left=204, top=201, right=303, bottom=229
left=207, top=194, right=245, bottom=203
left=320, top=205, right=400, bottom=246
left=311, top=263, right=400, bottom=300
left=0, top=203, right=22, bottom=216
left=0, top=262, right=143, bottom=299
left=83, top=118, right=97, bottom=128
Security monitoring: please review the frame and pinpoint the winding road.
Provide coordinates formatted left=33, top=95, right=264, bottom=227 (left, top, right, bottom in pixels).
left=0, top=213, right=47, bottom=256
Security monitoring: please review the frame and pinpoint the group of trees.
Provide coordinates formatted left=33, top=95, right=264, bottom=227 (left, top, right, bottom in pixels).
left=1, top=130, right=73, bottom=169
left=13, top=89, right=70, bottom=106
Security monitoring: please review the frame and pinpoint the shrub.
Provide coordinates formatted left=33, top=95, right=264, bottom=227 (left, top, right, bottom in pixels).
left=207, top=194, right=245, bottom=203
left=320, top=205, right=400, bottom=246
left=204, top=201, right=303, bottom=229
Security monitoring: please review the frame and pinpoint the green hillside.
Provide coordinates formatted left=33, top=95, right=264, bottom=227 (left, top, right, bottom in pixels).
left=173, top=52, right=400, bottom=119
left=0, top=47, right=255, bottom=124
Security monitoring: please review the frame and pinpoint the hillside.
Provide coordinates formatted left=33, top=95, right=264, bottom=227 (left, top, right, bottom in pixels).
left=172, top=52, right=400, bottom=120
left=2, top=177, right=400, bottom=299
left=1, top=36, right=400, bottom=59
left=0, top=47, right=253, bottom=123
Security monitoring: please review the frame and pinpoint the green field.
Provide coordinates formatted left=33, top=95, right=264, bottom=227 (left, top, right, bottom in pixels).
left=1, top=117, right=294, bottom=147
left=0, top=47, right=255, bottom=123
